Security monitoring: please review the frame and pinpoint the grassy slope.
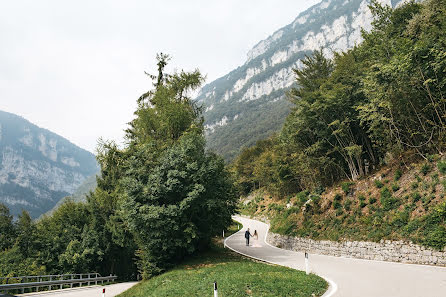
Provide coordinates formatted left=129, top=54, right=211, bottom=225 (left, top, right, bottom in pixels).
left=117, top=223, right=327, bottom=297
left=240, top=156, right=446, bottom=250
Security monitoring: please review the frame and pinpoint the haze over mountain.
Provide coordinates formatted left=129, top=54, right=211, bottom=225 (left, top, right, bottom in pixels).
left=0, top=110, right=99, bottom=218
left=197, top=0, right=402, bottom=161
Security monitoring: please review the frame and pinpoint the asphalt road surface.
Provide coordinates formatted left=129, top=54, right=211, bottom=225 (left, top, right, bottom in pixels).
left=225, top=216, right=446, bottom=297
left=18, top=282, right=137, bottom=297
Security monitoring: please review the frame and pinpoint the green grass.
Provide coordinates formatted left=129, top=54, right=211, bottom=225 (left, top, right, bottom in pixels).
left=118, top=235, right=327, bottom=297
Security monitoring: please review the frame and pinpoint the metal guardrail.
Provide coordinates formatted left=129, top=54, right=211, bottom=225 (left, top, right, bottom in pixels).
left=0, top=273, right=117, bottom=295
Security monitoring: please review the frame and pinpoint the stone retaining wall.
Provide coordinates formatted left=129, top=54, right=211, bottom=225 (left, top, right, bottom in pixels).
left=267, top=232, right=446, bottom=266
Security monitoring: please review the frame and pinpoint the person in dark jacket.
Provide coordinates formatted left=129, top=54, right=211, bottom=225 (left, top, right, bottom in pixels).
left=245, top=228, right=252, bottom=246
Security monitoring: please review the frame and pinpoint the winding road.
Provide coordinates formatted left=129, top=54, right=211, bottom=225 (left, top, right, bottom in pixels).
left=225, top=216, right=446, bottom=297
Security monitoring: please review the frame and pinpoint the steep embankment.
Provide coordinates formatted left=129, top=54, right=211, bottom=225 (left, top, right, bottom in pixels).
left=239, top=156, right=446, bottom=251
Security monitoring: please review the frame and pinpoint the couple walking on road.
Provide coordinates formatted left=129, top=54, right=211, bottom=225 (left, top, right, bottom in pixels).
left=244, top=228, right=259, bottom=247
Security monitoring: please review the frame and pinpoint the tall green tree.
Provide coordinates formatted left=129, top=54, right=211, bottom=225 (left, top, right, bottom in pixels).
left=15, top=211, right=36, bottom=258
left=122, top=54, right=236, bottom=278
left=0, top=203, right=15, bottom=251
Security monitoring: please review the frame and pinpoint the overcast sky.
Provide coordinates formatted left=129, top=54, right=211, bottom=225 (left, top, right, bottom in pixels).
left=0, top=0, right=320, bottom=153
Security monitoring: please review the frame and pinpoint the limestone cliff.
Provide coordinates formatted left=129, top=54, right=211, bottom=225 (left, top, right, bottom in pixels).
left=196, top=0, right=402, bottom=160
left=0, top=110, right=98, bottom=218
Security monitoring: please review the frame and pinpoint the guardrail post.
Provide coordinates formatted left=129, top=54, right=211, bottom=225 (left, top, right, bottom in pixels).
left=49, top=275, right=52, bottom=291
left=305, top=252, right=309, bottom=275
left=213, top=281, right=218, bottom=297
left=21, top=277, right=25, bottom=294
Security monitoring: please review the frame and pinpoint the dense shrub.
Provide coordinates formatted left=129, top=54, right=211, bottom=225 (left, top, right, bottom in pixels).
left=421, top=164, right=431, bottom=176
left=380, top=187, right=399, bottom=211
left=374, top=180, right=384, bottom=188
left=333, top=200, right=342, bottom=210
left=344, top=200, right=352, bottom=211
left=412, top=192, right=421, bottom=203
left=437, top=161, right=446, bottom=174
left=341, top=182, right=354, bottom=194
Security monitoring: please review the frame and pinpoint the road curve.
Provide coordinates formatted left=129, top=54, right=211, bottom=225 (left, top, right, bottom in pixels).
left=225, top=216, right=446, bottom=297
left=18, top=282, right=138, bottom=297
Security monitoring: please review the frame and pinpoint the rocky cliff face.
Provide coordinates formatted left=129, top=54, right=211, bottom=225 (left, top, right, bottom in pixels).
left=0, top=110, right=98, bottom=218
left=196, top=0, right=402, bottom=161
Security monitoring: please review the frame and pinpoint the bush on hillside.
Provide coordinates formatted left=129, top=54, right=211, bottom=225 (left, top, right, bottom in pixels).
left=437, top=161, right=446, bottom=174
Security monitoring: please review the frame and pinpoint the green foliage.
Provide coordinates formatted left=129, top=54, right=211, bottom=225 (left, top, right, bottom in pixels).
left=344, top=199, right=352, bottom=211
left=0, top=203, right=15, bottom=251
left=421, top=201, right=446, bottom=250
left=0, top=246, right=45, bottom=277
left=120, top=56, right=237, bottom=278
left=391, top=183, right=400, bottom=192
left=421, top=164, right=431, bottom=176
left=380, top=187, right=399, bottom=211
left=369, top=197, right=377, bottom=204
left=359, top=195, right=367, bottom=208
left=394, top=169, right=402, bottom=181
left=15, top=211, right=36, bottom=259
left=374, top=180, right=384, bottom=188
left=296, top=190, right=310, bottom=206
left=341, top=182, right=354, bottom=194
left=334, top=193, right=343, bottom=201
left=412, top=192, right=421, bottom=203
left=335, top=208, right=344, bottom=216
left=123, top=134, right=236, bottom=278
left=437, top=161, right=446, bottom=174
left=424, top=226, right=446, bottom=250
left=332, top=193, right=343, bottom=210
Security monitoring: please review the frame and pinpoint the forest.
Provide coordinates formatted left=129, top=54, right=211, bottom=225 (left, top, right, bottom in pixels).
left=232, top=0, right=446, bottom=197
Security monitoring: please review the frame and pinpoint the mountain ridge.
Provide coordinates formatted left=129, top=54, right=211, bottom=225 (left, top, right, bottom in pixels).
left=197, top=0, right=402, bottom=160
left=0, top=110, right=99, bottom=218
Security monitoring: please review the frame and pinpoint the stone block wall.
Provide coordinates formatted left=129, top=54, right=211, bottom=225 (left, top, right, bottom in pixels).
left=267, top=232, right=446, bottom=266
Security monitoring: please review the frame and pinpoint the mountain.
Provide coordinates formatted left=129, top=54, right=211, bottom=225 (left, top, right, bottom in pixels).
left=43, top=173, right=98, bottom=217
left=0, top=110, right=99, bottom=218
left=197, top=0, right=402, bottom=161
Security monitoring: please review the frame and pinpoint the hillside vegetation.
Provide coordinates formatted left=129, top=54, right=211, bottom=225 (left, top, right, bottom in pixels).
left=240, top=156, right=446, bottom=250
left=232, top=0, right=446, bottom=251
